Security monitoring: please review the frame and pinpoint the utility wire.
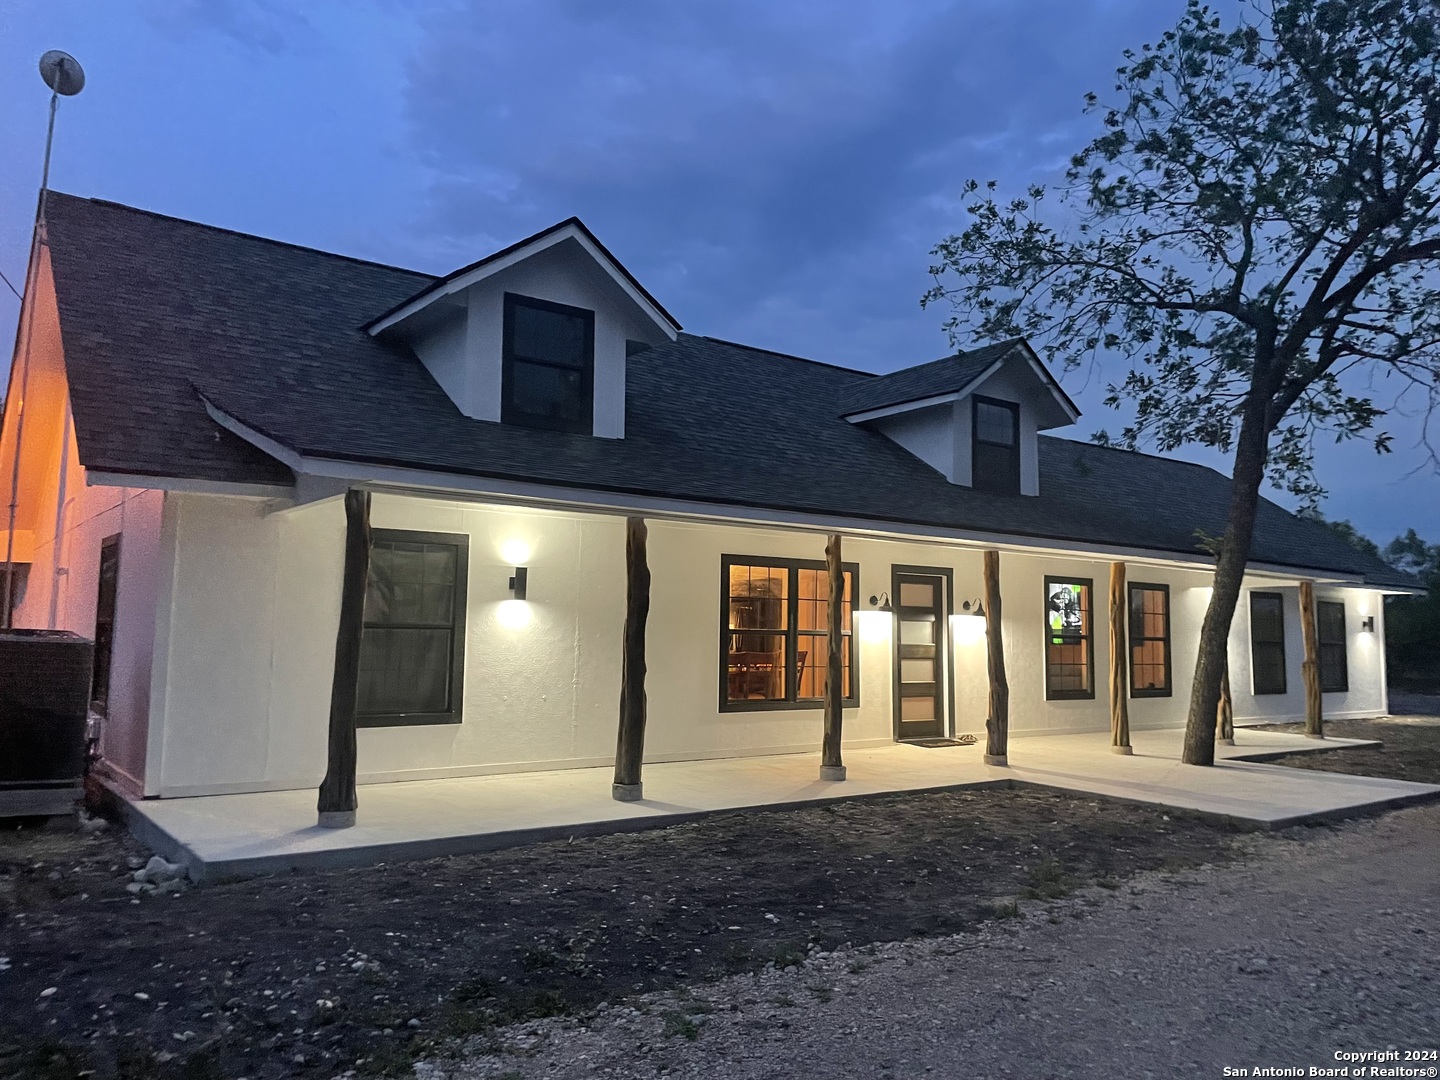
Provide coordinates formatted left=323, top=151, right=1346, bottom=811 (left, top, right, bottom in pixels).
left=0, top=267, right=20, bottom=301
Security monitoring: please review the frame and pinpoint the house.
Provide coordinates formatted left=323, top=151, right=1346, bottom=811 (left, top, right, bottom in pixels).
left=0, top=193, right=1415, bottom=811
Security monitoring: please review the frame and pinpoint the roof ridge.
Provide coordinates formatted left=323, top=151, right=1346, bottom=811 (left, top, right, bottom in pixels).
left=1040, top=433, right=1231, bottom=476
left=695, top=334, right=875, bottom=376
left=51, top=192, right=438, bottom=280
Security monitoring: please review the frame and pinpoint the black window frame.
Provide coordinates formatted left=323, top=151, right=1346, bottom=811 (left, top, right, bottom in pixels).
left=719, top=555, right=860, bottom=712
left=356, top=529, right=469, bottom=728
left=1127, top=581, right=1172, bottom=698
left=90, top=533, right=122, bottom=715
left=972, top=395, right=1021, bottom=495
left=501, top=291, right=596, bottom=434
left=1316, top=599, right=1349, bottom=694
left=1043, top=575, right=1095, bottom=701
left=1249, top=591, right=1288, bottom=695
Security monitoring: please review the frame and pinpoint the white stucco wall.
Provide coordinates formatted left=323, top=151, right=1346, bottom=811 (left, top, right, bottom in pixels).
left=144, top=490, right=1393, bottom=797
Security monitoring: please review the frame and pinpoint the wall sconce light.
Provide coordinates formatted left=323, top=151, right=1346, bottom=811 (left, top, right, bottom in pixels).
left=961, top=598, right=987, bottom=618
left=509, top=566, right=528, bottom=601
left=869, top=591, right=892, bottom=613
left=1361, top=615, right=1375, bottom=633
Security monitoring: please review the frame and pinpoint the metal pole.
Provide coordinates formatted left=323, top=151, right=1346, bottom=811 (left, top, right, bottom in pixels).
left=1, top=91, right=59, bottom=628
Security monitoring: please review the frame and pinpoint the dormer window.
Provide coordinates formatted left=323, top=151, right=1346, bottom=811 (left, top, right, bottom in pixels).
left=502, top=292, right=595, bottom=434
left=972, top=396, right=1020, bottom=494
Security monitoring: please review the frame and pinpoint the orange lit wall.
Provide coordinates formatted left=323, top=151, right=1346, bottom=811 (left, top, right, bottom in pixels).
left=0, top=245, right=164, bottom=794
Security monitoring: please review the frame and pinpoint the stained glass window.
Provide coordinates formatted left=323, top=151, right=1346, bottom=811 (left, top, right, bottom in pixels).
left=1045, top=577, right=1094, bottom=699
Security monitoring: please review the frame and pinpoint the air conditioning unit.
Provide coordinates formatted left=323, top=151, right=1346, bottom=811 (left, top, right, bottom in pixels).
left=0, top=629, right=94, bottom=817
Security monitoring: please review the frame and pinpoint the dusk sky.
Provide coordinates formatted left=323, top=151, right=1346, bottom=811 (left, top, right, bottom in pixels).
left=2, top=0, right=1436, bottom=545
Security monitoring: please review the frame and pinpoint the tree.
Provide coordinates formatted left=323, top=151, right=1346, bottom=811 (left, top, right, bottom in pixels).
left=924, top=0, right=1440, bottom=764
left=1382, top=528, right=1440, bottom=690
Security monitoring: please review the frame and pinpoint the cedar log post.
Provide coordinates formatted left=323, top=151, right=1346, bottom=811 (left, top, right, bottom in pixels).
left=1108, top=562, right=1133, bottom=755
left=317, top=489, right=371, bottom=828
left=819, top=533, right=846, bottom=781
left=1298, top=579, right=1324, bottom=739
left=613, top=516, right=651, bottom=801
left=1216, top=661, right=1235, bottom=745
left=982, top=549, right=1009, bottom=766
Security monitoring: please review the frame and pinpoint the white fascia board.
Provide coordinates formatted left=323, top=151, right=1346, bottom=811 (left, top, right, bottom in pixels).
left=200, top=397, right=1369, bottom=584
left=1015, top=340, right=1081, bottom=423
left=367, top=224, right=679, bottom=339
left=85, top=470, right=293, bottom=499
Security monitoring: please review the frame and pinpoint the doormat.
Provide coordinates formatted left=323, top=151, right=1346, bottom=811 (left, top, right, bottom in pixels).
left=905, top=735, right=977, bottom=748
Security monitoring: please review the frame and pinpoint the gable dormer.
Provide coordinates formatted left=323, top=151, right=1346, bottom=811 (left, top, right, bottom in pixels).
left=365, top=219, right=680, bottom=438
left=840, top=338, right=1078, bottom=496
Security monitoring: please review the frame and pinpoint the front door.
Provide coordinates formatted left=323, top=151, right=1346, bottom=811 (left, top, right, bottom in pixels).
left=894, top=571, right=947, bottom=740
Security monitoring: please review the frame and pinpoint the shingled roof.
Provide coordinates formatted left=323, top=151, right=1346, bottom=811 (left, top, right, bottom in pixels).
left=836, top=339, right=1024, bottom=416
left=41, top=193, right=1415, bottom=589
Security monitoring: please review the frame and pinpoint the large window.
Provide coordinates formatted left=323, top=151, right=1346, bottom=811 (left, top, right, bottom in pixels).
left=357, top=530, right=469, bottom=727
left=1249, top=591, right=1287, bottom=695
left=722, top=557, right=858, bottom=710
left=502, top=292, right=595, bottom=434
left=1044, top=577, right=1094, bottom=699
left=1317, top=600, right=1348, bottom=693
left=1127, top=582, right=1172, bottom=697
left=972, top=396, right=1021, bottom=494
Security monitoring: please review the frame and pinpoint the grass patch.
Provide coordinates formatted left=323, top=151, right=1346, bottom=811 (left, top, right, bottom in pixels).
left=662, top=1011, right=701, bottom=1040
left=771, top=941, right=807, bottom=969
left=1021, top=855, right=1072, bottom=900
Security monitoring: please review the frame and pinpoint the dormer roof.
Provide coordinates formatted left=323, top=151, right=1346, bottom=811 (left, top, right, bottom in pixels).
left=839, top=337, right=1080, bottom=428
left=363, top=216, right=682, bottom=340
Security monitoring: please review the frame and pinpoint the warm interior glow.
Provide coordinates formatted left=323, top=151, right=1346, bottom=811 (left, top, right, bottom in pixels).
left=495, top=598, right=532, bottom=629
left=500, top=538, right=532, bottom=565
left=952, top=612, right=987, bottom=645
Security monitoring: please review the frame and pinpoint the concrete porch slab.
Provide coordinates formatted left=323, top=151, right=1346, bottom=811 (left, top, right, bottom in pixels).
left=119, top=727, right=1440, bottom=882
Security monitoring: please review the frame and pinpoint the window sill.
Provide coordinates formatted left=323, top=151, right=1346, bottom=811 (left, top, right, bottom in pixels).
left=720, top=699, right=860, bottom=714
left=356, top=713, right=462, bottom=729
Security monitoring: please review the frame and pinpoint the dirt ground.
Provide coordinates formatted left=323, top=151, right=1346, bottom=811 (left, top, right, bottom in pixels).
left=0, top=784, right=1245, bottom=1080
left=1254, top=694, right=1440, bottom=784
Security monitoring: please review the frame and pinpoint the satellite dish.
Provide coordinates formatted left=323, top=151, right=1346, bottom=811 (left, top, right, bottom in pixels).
left=39, top=50, right=85, bottom=96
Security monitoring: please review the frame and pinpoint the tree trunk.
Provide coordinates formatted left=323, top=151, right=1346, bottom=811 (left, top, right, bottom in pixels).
left=1298, top=578, right=1324, bottom=739
left=1182, top=392, right=1272, bottom=766
left=1216, top=661, right=1235, bottom=744
left=820, top=534, right=846, bottom=781
left=983, top=549, right=1009, bottom=766
left=613, top=516, right=651, bottom=800
left=317, top=489, right=371, bottom=828
left=1108, top=561, right=1132, bottom=755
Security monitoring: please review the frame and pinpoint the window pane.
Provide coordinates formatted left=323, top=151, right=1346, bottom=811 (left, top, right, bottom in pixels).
left=358, top=627, right=452, bottom=715
left=1047, top=640, right=1091, bottom=693
left=727, top=632, right=786, bottom=701
left=1251, top=594, right=1284, bottom=643
left=1253, top=642, right=1287, bottom=694
left=1317, top=602, right=1345, bottom=643
left=366, top=541, right=456, bottom=626
left=973, top=442, right=1020, bottom=494
left=899, top=581, right=934, bottom=607
left=728, top=565, right=788, bottom=630
left=901, top=695, right=935, bottom=721
left=900, top=618, right=935, bottom=645
left=1046, top=581, right=1089, bottom=639
left=509, top=359, right=588, bottom=425
left=975, top=401, right=1017, bottom=445
left=511, top=302, right=587, bottom=367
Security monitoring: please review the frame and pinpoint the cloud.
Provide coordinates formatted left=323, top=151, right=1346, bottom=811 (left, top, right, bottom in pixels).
left=396, top=0, right=1171, bottom=363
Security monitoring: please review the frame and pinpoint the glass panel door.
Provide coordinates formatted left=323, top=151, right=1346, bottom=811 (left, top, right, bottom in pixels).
left=895, top=571, right=946, bottom=739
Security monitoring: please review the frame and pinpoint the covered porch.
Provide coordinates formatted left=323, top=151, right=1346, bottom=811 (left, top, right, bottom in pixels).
left=121, top=726, right=1440, bottom=881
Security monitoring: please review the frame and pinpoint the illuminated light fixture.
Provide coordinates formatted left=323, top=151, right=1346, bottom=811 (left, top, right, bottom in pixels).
left=868, top=591, right=892, bottom=613
left=496, top=598, right=532, bottom=629
left=500, top=538, right=531, bottom=565
left=508, top=566, right=528, bottom=600
left=1361, top=615, right=1375, bottom=633
left=961, top=598, right=987, bottom=619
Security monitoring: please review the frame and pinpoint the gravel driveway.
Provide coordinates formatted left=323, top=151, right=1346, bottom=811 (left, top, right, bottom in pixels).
left=445, top=803, right=1440, bottom=1080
